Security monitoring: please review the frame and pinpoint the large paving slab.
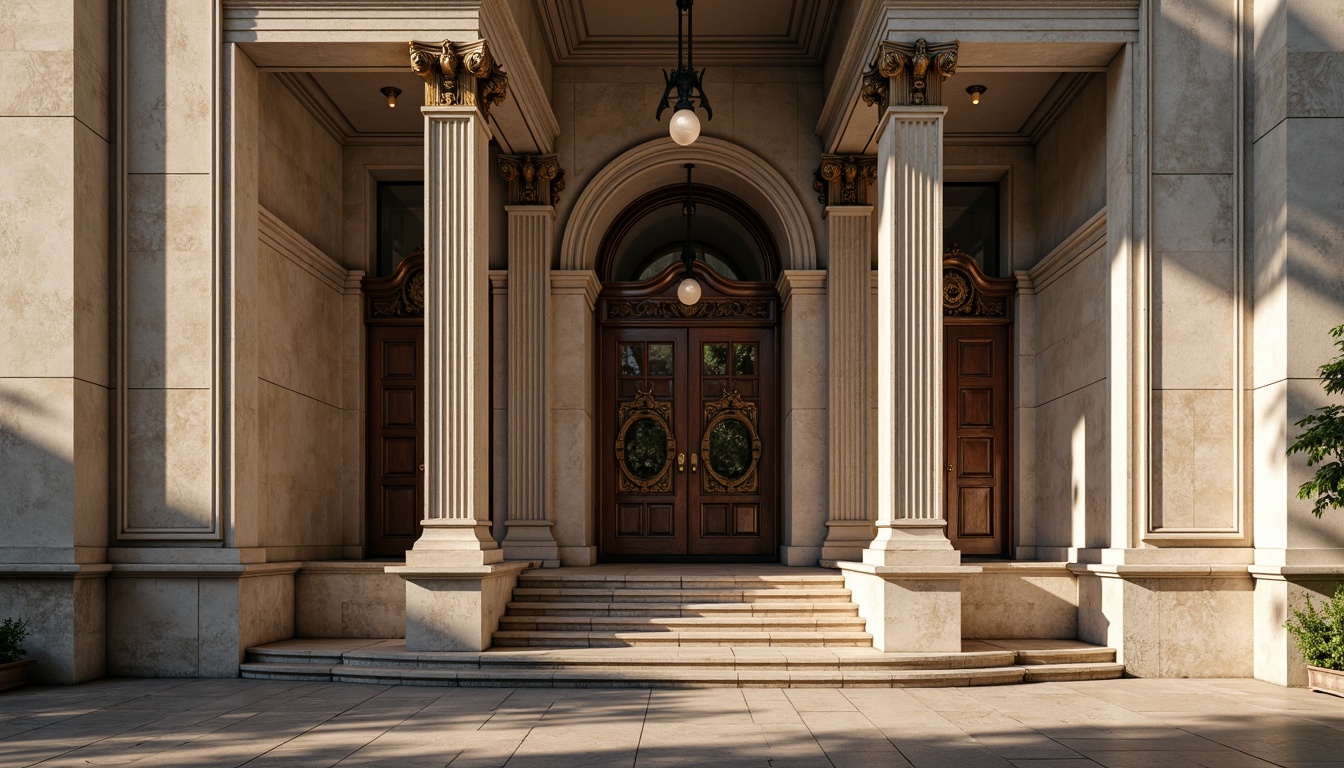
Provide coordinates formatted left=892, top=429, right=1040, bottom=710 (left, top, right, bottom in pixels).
left=0, top=678, right=1340, bottom=767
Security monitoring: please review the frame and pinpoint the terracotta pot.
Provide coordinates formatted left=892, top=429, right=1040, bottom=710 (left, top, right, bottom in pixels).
left=1307, top=665, right=1344, bottom=697
left=0, top=660, right=32, bottom=692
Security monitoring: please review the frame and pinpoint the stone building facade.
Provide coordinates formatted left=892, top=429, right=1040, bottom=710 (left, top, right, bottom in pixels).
left=1, top=0, right=1342, bottom=686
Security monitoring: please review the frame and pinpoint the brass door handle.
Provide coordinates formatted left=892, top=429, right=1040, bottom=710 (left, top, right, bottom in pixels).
left=677, top=453, right=686, bottom=472
left=420, top=464, right=426, bottom=471
left=946, top=464, right=953, bottom=472
left=691, top=453, right=699, bottom=472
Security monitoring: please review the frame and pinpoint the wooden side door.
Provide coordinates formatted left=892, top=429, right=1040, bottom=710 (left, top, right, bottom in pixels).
left=366, top=325, right=424, bottom=557
left=687, top=329, right=777, bottom=557
left=601, top=328, right=690, bottom=557
left=944, top=323, right=1010, bottom=556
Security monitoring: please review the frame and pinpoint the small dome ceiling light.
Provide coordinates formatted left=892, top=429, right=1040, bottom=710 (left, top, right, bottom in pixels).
left=381, top=86, right=402, bottom=108
left=676, top=163, right=703, bottom=306
left=966, top=84, right=987, bottom=105
left=656, top=0, right=713, bottom=146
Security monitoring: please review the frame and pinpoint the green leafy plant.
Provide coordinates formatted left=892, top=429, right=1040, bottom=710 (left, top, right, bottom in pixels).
left=1286, top=586, right=1344, bottom=670
left=0, top=618, right=28, bottom=664
left=1288, top=323, right=1344, bottom=518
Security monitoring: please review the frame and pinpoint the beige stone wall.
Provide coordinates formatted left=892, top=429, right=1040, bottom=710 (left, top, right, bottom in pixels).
left=0, top=0, right=111, bottom=683
left=1032, top=75, right=1107, bottom=265
left=549, top=65, right=824, bottom=268
left=259, top=74, right=343, bottom=260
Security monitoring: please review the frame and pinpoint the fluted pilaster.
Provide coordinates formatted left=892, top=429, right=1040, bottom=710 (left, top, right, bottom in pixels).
left=865, top=106, right=957, bottom=566
left=408, top=106, right=500, bottom=567
left=823, top=205, right=875, bottom=562
left=503, top=206, right=559, bottom=565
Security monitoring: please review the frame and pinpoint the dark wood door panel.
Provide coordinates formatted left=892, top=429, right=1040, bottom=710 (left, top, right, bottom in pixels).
left=945, top=323, right=1010, bottom=557
left=366, top=325, right=424, bottom=558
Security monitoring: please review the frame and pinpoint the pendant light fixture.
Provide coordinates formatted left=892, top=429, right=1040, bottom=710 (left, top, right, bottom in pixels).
left=676, top=163, right=703, bottom=305
left=656, top=0, right=713, bottom=146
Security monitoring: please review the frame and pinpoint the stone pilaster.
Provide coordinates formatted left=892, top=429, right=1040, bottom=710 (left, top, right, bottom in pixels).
left=777, top=270, right=828, bottom=565
left=549, top=270, right=602, bottom=567
left=822, top=205, right=874, bottom=562
left=502, top=204, right=559, bottom=566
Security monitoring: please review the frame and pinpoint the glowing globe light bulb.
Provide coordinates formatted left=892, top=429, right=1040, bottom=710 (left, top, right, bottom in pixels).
left=677, top=277, right=702, bottom=305
left=669, top=109, right=701, bottom=146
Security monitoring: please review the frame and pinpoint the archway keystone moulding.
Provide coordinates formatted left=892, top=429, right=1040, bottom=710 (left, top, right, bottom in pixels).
left=560, top=137, right=818, bottom=272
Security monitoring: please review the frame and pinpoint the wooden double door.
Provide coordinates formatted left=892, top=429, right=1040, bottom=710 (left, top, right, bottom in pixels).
left=600, top=324, right=778, bottom=560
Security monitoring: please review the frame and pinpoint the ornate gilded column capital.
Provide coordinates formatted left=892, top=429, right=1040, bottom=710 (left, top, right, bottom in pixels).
left=861, top=38, right=959, bottom=111
left=409, top=38, right=509, bottom=118
left=498, top=154, right=565, bottom=206
left=813, top=154, right=877, bottom=208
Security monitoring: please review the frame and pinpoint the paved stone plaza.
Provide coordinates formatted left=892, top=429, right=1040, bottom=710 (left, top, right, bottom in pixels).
left=1, top=678, right=1341, bottom=767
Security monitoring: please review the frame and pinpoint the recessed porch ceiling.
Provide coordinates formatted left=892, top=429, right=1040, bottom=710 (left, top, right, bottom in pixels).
left=533, top=0, right=843, bottom=65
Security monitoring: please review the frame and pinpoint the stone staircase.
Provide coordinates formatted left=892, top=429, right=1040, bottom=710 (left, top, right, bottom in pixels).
left=240, top=565, right=1126, bottom=688
left=492, top=569, right=872, bottom=648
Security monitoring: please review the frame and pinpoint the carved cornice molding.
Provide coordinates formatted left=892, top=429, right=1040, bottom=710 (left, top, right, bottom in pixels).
left=813, top=154, right=877, bottom=207
left=606, top=298, right=771, bottom=321
left=409, top=38, right=508, bottom=118
left=499, top=154, right=565, bottom=206
left=861, top=38, right=959, bottom=112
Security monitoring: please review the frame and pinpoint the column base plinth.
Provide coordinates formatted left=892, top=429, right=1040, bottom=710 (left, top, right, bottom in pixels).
left=821, top=520, right=877, bottom=564
left=502, top=520, right=560, bottom=567
left=387, top=560, right=535, bottom=651
left=404, top=519, right=503, bottom=568
left=837, top=562, right=981, bottom=653
left=861, top=519, right=959, bottom=567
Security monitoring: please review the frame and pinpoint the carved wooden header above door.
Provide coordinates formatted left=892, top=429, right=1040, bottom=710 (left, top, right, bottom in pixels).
left=943, top=248, right=1014, bottom=321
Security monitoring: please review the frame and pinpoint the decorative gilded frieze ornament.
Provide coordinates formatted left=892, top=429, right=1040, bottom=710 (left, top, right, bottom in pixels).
left=813, top=154, right=877, bottom=207
left=942, top=248, right=1011, bottom=319
left=498, top=154, right=565, bottom=206
left=607, top=298, right=771, bottom=321
left=861, top=38, right=959, bottom=111
left=409, top=38, right=508, bottom=118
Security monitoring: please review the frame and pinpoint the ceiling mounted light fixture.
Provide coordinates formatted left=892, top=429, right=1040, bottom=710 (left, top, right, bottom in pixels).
left=380, top=86, right=402, bottom=108
left=656, top=0, right=713, bottom=146
left=966, top=84, right=987, bottom=105
left=676, top=163, right=703, bottom=306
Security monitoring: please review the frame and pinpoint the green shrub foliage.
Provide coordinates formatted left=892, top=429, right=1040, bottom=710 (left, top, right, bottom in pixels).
left=0, top=618, right=28, bottom=663
left=1288, top=324, right=1344, bottom=518
left=1286, top=586, right=1344, bottom=670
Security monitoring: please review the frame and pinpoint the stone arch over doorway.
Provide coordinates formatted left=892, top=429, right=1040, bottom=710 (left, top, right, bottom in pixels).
left=560, top=137, right=817, bottom=272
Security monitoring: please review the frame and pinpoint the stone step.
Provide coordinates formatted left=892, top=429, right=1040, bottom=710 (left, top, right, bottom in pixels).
left=497, top=615, right=869, bottom=632
left=247, top=645, right=1023, bottom=671
left=239, top=660, right=1125, bottom=688
left=489, top=630, right=875, bottom=648
left=509, top=587, right=854, bottom=603
left=504, top=601, right=861, bottom=617
left=515, top=574, right=847, bottom=590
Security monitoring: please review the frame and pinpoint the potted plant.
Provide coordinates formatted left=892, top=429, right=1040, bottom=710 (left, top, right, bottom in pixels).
left=1286, top=323, right=1344, bottom=692
left=1286, top=586, right=1344, bottom=694
left=0, top=617, right=32, bottom=691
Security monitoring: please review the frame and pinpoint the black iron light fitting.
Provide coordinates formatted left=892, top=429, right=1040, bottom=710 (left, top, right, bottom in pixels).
left=676, top=163, right=703, bottom=306
left=657, top=0, right=713, bottom=146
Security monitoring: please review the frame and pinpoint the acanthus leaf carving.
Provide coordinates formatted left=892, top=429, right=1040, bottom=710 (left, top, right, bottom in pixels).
left=409, top=38, right=508, bottom=119
left=862, top=38, right=959, bottom=110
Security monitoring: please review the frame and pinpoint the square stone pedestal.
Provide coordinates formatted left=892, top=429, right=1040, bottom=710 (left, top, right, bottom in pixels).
left=838, top=562, right=981, bottom=652
left=388, top=561, right=535, bottom=651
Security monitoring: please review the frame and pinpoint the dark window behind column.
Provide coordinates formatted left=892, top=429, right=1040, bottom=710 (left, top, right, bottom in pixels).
left=377, top=182, right=424, bottom=276
left=944, top=183, right=1000, bottom=276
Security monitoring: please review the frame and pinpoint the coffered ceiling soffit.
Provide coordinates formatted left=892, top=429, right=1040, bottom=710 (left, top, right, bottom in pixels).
left=533, top=0, right=843, bottom=65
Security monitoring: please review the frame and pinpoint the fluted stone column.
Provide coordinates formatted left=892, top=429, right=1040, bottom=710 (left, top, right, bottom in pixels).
left=865, top=107, right=958, bottom=567
left=823, top=200, right=875, bottom=562
left=503, top=204, right=560, bottom=566
left=390, top=39, right=530, bottom=653
left=837, top=39, right=976, bottom=653
left=404, top=105, right=501, bottom=567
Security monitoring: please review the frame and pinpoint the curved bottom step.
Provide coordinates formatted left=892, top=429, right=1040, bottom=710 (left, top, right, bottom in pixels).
left=240, top=660, right=1124, bottom=688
